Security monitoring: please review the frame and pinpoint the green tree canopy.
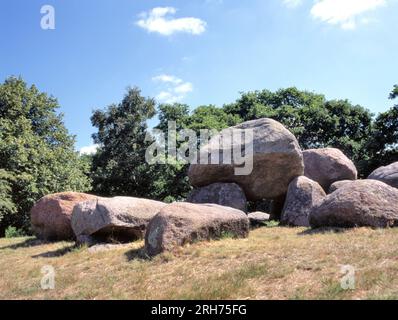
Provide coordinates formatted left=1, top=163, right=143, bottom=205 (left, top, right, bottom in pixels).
left=0, top=169, right=16, bottom=227
left=390, top=85, right=398, bottom=99
left=0, top=77, right=91, bottom=234
left=90, top=90, right=192, bottom=202
left=366, top=85, right=398, bottom=174
left=187, top=105, right=241, bottom=131
left=90, top=87, right=156, bottom=197
left=156, top=103, right=190, bottom=132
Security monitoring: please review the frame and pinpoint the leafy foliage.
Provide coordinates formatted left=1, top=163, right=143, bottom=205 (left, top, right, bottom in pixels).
left=90, top=88, right=192, bottom=202
left=0, top=77, right=91, bottom=235
left=90, top=87, right=156, bottom=197
left=4, top=226, right=26, bottom=238
left=264, top=220, right=280, bottom=228
left=188, top=105, right=242, bottom=131
left=0, top=169, right=16, bottom=225
left=365, top=86, right=398, bottom=175
left=390, top=85, right=398, bottom=99
left=156, top=103, right=190, bottom=132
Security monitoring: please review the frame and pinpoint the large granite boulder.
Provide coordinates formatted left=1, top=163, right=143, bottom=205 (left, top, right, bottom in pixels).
left=145, top=202, right=249, bottom=256
left=368, top=162, right=398, bottom=189
left=189, top=118, right=304, bottom=201
left=30, top=192, right=97, bottom=241
left=303, top=148, right=357, bottom=191
left=71, top=197, right=166, bottom=244
left=328, top=180, right=355, bottom=194
left=281, top=177, right=326, bottom=227
left=187, top=183, right=247, bottom=212
left=309, top=180, right=398, bottom=229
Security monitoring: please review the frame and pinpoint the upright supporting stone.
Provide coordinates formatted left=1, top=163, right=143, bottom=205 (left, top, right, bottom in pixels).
left=281, top=176, right=326, bottom=227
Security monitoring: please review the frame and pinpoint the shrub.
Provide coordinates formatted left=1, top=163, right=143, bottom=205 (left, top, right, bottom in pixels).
left=5, top=226, right=26, bottom=238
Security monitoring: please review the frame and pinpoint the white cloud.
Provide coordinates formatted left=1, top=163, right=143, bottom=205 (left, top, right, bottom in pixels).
left=174, top=82, right=193, bottom=94
left=153, top=74, right=193, bottom=104
left=152, top=74, right=182, bottom=85
left=156, top=91, right=184, bottom=104
left=79, top=144, right=99, bottom=155
left=136, top=7, right=207, bottom=36
left=156, top=91, right=173, bottom=101
left=282, top=0, right=303, bottom=8
left=310, top=0, right=386, bottom=29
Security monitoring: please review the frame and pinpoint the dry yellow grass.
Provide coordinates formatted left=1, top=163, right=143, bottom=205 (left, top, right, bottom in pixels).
left=1, top=226, right=398, bottom=300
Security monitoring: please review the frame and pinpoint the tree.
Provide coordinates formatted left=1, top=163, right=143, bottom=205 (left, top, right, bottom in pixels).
left=90, top=87, right=157, bottom=197
left=0, top=169, right=16, bottom=228
left=365, top=85, right=398, bottom=174
left=156, top=103, right=190, bottom=132
left=90, top=91, right=195, bottom=202
left=0, top=77, right=91, bottom=235
left=390, top=85, right=398, bottom=99
left=187, top=105, right=242, bottom=131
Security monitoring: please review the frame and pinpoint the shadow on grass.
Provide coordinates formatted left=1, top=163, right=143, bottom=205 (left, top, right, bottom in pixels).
left=124, top=246, right=151, bottom=262
left=298, top=227, right=349, bottom=236
left=31, top=244, right=80, bottom=258
left=0, top=238, right=49, bottom=250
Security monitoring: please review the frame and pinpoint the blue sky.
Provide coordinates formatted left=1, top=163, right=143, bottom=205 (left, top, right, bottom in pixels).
left=1, top=0, right=397, bottom=152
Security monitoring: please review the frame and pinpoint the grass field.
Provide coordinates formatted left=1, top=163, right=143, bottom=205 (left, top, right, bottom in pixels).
left=1, top=226, right=398, bottom=300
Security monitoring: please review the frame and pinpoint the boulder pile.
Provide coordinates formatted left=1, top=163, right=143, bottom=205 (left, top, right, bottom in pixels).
left=29, top=118, right=398, bottom=255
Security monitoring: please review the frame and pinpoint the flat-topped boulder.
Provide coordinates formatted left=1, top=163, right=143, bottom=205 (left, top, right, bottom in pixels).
left=189, top=118, right=304, bottom=201
left=187, top=183, right=247, bottom=212
left=71, top=197, right=166, bottom=245
left=309, top=180, right=398, bottom=229
left=281, top=176, right=326, bottom=227
left=368, top=162, right=398, bottom=189
left=303, top=148, right=357, bottom=191
left=248, top=211, right=270, bottom=228
left=145, top=202, right=249, bottom=256
left=30, top=192, right=97, bottom=241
